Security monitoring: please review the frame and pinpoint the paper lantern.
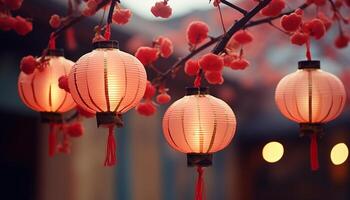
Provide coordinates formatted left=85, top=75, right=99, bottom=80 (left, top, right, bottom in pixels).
left=163, top=87, right=236, bottom=200
left=18, top=49, right=76, bottom=156
left=275, top=60, right=346, bottom=170
left=68, top=40, right=147, bottom=166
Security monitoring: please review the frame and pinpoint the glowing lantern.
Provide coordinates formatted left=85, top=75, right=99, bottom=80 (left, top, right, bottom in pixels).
left=275, top=60, right=346, bottom=170
left=163, top=87, right=236, bottom=200
left=18, top=49, right=76, bottom=156
left=68, top=40, right=147, bottom=166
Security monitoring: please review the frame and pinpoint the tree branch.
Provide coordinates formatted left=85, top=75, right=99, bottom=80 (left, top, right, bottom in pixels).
left=52, top=0, right=112, bottom=38
left=220, top=0, right=248, bottom=15
left=153, top=1, right=311, bottom=84
left=212, top=0, right=272, bottom=54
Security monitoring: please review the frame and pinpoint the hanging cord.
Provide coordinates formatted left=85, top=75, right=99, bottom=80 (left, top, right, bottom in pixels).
left=305, top=39, right=312, bottom=61
left=195, top=166, right=205, bottom=200
left=310, top=133, right=319, bottom=171
left=104, top=0, right=118, bottom=40
left=104, top=125, right=117, bottom=166
left=48, top=33, right=56, bottom=49
left=194, top=69, right=202, bottom=87
left=217, top=4, right=227, bottom=34
left=48, top=123, right=57, bottom=157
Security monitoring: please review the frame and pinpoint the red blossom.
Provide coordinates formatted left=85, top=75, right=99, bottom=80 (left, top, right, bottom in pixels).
left=199, top=53, right=224, bottom=72
left=13, top=16, right=33, bottom=36
left=0, top=16, right=16, bottom=31
left=345, top=0, right=350, bottom=6
left=232, top=30, right=253, bottom=45
left=135, top=47, right=159, bottom=65
left=20, top=55, right=39, bottom=74
left=290, top=31, right=309, bottom=45
left=226, top=36, right=240, bottom=50
left=58, top=75, right=70, bottom=92
left=335, top=34, right=349, bottom=48
left=186, top=21, right=209, bottom=45
left=136, top=101, right=156, bottom=116
left=76, top=106, right=95, bottom=118
left=229, top=59, right=250, bottom=70
left=317, top=12, right=332, bottom=30
left=205, top=71, right=224, bottom=85
left=156, top=36, right=173, bottom=58
left=3, top=0, right=23, bottom=10
left=66, top=122, right=84, bottom=137
left=112, top=9, right=132, bottom=25
left=156, top=92, right=171, bottom=104
left=144, top=81, right=156, bottom=99
left=280, top=13, right=302, bottom=32
left=303, top=19, right=326, bottom=40
left=223, top=54, right=238, bottom=66
left=184, top=59, right=199, bottom=76
left=87, top=0, right=98, bottom=9
left=49, top=14, right=61, bottom=29
left=261, top=0, right=286, bottom=17
left=151, top=1, right=172, bottom=18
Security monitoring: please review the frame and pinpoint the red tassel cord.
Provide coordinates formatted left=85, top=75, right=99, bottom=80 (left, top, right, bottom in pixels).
left=310, top=133, right=319, bottom=171
left=305, top=39, right=312, bottom=61
left=104, top=125, right=117, bottom=166
left=104, top=24, right=111, bottom=40
left=48, top=33, right=56, bottom=49
left=65, top=28, right=77, bottom=51
left=57, top=130, right=71, bottom=155
left=195, top=166, right=205, bottom=200
left=48, top=123, right=57, bottom=157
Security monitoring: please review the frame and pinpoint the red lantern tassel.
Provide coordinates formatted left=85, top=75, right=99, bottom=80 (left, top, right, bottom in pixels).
left=48, top=123, right=57, bottom=157
left=195, top=166, right=205, bottom=200
left=104, top=125, right=117, bottom=166
left=310, top=133, right=319, bottom=171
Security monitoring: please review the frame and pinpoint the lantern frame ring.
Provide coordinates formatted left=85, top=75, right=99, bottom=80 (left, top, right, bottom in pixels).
left=187, top=153, right=213, bottom=167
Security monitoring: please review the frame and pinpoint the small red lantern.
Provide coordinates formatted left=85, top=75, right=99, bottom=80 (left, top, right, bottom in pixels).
left=275, top=60, right=346, bottom=170
left=18, top=49, right=76, bottom=156
left=163, top=87, right=236, bottom=200
left=68, top=40, right=147, bottom=166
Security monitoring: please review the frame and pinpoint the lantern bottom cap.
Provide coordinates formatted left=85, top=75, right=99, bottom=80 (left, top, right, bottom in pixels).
left=96, top=112, right=123, bottom=128
left=299, top=123, right=324, bottom=137
left=187, top=153, right=213, bottom=167
left=40, top=112, right=63, bottom=123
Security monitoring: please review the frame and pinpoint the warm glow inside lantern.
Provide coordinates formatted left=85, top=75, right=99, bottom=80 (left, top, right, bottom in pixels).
left=162, top=87, right=236, bottom=199
left=18, top=49, right=76, bottom=116
left=68, top=40, right=147, bottom=166
left=275, top=60, right=346, bottom=170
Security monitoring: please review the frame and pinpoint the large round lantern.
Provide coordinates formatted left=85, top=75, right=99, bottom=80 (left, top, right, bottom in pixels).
left=275, top=60, right=346, bottom=170
left=163, top=87, right=236, bottom=200
left=18, top=49, right=76, bottom=156
left=68, top=40, right=147, bottom=166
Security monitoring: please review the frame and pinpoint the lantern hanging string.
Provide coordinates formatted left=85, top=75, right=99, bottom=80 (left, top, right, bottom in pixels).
left=195, top=166, right=205, bottom=200
left=48, top=32, right=56, bottom=49
left=104, top=125, right=117, bottom=166
left=104, top=0, right=119, bottom=40
left=310, top=133, right=319, bottom=171
left=48, top=123, right=57, bottom=157
left=305, top=39, right=312, bottom=61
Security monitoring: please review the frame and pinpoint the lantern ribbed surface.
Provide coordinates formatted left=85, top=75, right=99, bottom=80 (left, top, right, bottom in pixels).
left=163, top=92, right=236, bottom=153
left=68, top=43, right=147, bottom=114
left=275, top=68, right=346, bottom=124
left=18, top=55, right=75, bottom=113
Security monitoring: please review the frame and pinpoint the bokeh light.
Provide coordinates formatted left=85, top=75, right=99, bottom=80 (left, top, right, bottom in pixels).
left=330, top=143, right=349, bottom=165
left=262, top=141, right=284, bottom=163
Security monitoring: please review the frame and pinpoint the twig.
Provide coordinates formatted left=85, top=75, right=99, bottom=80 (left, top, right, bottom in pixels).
left=221, top=0, right=248, bottom=15
left=52, top=0, right=112, bottom=38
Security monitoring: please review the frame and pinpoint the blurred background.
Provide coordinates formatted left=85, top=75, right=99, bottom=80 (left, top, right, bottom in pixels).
left=1, top=0, right=350, bottom=200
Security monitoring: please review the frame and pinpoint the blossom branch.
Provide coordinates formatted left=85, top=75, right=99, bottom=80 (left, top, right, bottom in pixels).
left=220, top=0, right=248, bottom=15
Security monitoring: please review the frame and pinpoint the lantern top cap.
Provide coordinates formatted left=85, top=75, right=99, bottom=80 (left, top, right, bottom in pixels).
left=93, top=40, right=119, bottom=50
left=298, top=60, right=320, bottom=69
left=46, top=48, right=64, bottom=57
left=185, top=87, right=209, bottom=95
